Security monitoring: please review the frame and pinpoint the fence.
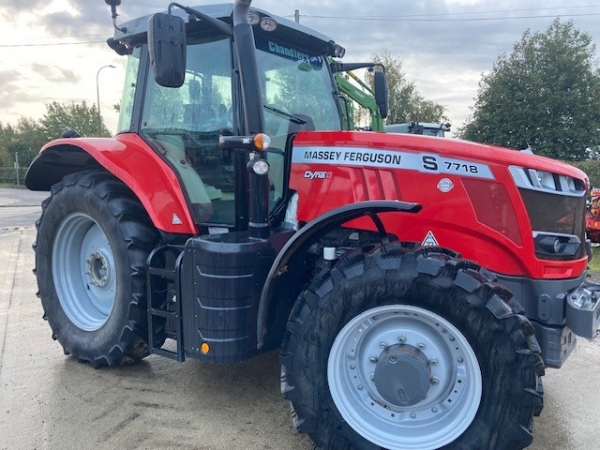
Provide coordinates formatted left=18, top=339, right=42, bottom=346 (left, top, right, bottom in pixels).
left=0, top=168, right=28, bottom=185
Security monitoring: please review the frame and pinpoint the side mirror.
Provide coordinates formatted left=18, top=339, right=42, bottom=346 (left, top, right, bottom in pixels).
left=148, top=13, right=187, bottom=88
left=374, top=71, right=388, bottom=119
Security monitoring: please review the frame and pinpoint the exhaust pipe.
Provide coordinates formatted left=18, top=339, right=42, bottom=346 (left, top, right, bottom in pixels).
left=233, top=0, right=252, bottom=26
left=232, top=0, right=270, bottom=239
left=232, top=0, right=263, bottom=135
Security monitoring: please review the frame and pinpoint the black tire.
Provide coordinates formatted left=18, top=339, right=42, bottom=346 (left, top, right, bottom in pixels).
left=34, top=171, right=163, bottom=367
left=281, top=243, right=544, bottom=450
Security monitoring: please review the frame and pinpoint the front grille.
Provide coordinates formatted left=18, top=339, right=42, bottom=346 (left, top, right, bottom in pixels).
left=510, top=166, right=587, bottom=260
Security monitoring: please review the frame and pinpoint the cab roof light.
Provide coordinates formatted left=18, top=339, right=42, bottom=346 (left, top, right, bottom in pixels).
left=260, top=17, right=277, bottom=32
left=248, top=10, right=260, bottom=25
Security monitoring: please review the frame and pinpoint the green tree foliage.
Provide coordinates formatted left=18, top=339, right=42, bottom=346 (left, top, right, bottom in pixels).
left=459, top=19, right=600, bottom=161
left=365, top=50, right=447, bottom=125
left=571, top=160, right=600, bottom=188
left=0, top=101, right=111, bottom=168
left=0, top=118, right=46, bottom=168
left=40, top=101, right=110, bottom=140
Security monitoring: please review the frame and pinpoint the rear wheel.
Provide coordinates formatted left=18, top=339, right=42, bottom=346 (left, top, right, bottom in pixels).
left=35, top=171, right=162, bottom=367
left=281, top=243, right=544, bottom=450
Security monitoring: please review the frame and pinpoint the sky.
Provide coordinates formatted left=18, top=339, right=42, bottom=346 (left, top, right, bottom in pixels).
left=1, top=0, right=599, bottom=137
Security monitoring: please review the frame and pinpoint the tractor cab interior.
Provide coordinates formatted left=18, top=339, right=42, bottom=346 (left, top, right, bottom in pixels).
left=139, top=35, right=236, bottom=226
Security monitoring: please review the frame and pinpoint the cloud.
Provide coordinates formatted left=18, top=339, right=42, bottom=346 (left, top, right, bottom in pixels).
left=0, top=70, right=22, bottom=86
left=0, top=0, right=599, bottom=131
left=0, top=70, right=40, bottom=111
left=0, top=0, right=45, bottom=16
left=30, top=63, right=80, bottom=84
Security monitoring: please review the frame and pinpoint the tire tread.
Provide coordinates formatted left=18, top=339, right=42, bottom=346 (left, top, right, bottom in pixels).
left=281, top=242, right=544, bottom=450
left=34, top=170, right=161, bottom=367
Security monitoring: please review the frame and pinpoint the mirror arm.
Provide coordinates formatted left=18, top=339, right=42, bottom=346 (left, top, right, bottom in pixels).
left=168, top=2, right=232, bottom=35
left=108, top=4, right=127, bottom=33
left=330, top=62, right=385, bottom=74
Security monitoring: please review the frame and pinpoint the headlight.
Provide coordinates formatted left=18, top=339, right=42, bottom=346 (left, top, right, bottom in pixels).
left=534, top=232, right=580, bottom=257
left=251, top=159, right=270, bottom=175
left=535, top=170, right=555, bottom=190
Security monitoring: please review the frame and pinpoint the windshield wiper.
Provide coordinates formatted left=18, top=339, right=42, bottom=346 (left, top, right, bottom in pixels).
left=263, top=105, right=307, bottom=125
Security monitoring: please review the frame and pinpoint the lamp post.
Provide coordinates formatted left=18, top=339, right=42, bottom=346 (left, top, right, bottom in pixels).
left=96, top=64, right=115, bottom=136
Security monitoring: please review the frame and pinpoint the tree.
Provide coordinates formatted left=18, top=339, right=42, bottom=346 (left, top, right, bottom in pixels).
left=458, top=19, right=600, bottom=161
left=0, top=101, right=113, bottom=170
left=40, top=101, right=111, bottom=140
left=0, top=118, right=46, bottom=168
left=365, top=50, right=447, bottom=125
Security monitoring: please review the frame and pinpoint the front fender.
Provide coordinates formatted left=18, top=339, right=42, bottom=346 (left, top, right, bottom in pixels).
left=25, top=133, right=196, bottom=234
left=257, top=200, right=421, bottom=349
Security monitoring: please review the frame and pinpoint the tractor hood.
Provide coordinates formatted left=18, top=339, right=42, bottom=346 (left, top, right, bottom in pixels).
left=291, top=131, right=588, bottom=184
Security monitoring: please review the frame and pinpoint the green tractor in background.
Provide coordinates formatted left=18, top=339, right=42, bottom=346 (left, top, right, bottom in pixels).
left=334, top=65, right=450, bottom=136
left=335, top=68, right=385, bottom=132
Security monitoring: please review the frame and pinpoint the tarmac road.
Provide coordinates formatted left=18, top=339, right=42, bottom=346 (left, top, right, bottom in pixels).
left=0, top=188, right=599, bottom=450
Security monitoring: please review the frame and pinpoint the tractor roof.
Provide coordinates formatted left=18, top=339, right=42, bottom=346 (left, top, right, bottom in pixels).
left=114, top=3, right=340, bottom=57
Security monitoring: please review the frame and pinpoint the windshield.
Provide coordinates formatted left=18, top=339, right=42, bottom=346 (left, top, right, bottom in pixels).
left=255, top=36, right=341, bottom=135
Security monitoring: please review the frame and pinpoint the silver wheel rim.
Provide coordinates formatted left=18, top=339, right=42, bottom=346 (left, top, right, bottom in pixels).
left=327, top=304, right=482, bottom=450
left=52, top=213, right=117, bottom=331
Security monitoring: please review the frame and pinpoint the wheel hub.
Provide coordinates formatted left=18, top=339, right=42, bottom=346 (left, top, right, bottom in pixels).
left=328, top=304, right=483, bottom=449
left=86, top=251, right=110, bottom=288
left=373, top=344, right=431, bottom=407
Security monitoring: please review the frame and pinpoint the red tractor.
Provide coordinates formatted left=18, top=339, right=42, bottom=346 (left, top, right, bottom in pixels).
left=25, top=1, right=599, bottom=449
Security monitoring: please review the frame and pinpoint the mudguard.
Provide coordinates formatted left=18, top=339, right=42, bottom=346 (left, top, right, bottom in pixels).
left=25, top=133, right=196, bottom=234
left=256, top=200, right=422, bottom=348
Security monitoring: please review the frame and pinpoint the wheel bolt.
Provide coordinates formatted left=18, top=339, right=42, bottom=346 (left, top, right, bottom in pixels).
left=398, top=335, right=406, bottom=344
left=357, top=384, right=364, bottom=390
left=417, top=341, right=426, bottom=349
left=410, top=412, right=417, bottom=418
left=430, top=376, right=440, bottom=385
left=457, top=357, right=464, bottom=363
left=449, top=336, right=456, bottom=342
left=432, top=407, right=438, bottom=413
left=369, top=356, right=378, bottom=364
left=350, top=364, right=356, bottom=369
left=389, top=355, right=397, bottom=363
left=379, top=341, right=388, bottom=349
left=429, top=357, right=438, bottom=366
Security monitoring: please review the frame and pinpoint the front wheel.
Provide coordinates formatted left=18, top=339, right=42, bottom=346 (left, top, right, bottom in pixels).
left=281, top=243, right=544, bottom=450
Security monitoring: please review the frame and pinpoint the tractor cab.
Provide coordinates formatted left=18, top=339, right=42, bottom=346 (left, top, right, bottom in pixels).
left=113, top=4, right=345, bottom=232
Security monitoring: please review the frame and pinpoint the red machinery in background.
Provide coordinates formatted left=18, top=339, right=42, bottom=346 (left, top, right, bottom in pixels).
left=586, top=188, right=600, bottom=242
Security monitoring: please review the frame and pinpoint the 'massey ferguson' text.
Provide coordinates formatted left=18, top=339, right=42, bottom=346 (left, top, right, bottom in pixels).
left=302, top=150, right=402, bottom=166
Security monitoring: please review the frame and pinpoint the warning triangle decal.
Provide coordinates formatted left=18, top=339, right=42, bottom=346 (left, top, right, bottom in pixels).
left=421, top=231, right=439, bottom=247
left=172, top=213, right=183, bottom=225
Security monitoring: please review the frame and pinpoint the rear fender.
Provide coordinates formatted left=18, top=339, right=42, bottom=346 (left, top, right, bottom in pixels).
left=25, top=133, right=196, bottom=234
left=257, top=200, right=422, bottom=349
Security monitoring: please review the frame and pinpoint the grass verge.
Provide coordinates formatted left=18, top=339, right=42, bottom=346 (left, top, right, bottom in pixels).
left=589, top=247, right=600, bottom=274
